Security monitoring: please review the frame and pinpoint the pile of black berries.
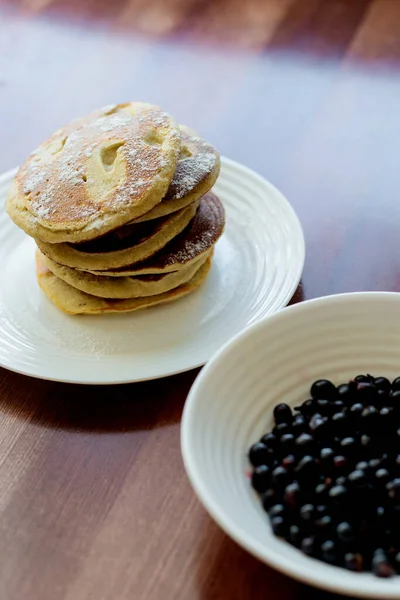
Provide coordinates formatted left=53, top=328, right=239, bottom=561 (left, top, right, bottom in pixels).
left=248, top=375, right=400, bottom=577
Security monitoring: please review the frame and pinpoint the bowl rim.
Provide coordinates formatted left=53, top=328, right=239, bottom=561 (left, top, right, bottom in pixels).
left=181, top=291, right=400, bottom=598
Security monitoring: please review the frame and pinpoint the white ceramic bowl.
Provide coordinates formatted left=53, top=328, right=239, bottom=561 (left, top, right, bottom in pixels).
left=181, top=292, right=400, bottom=598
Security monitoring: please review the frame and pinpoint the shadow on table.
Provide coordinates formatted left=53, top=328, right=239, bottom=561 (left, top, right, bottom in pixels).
left=195, top=515, right=298, bottom=600
left=299, top=585, right=356, bottom=600
left=194, top=516, right=357, bottom=600
left=288, top=280, right=305, bottom=306
left=0, top=281, right=305, bottom=434
left=0, top=366, right=200, bottom=432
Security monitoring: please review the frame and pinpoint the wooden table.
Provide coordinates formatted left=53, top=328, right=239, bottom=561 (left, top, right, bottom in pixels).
left=1, top=0, right=400, bottom=598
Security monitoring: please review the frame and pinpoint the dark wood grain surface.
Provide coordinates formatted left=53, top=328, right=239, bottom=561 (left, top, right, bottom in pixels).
left=0, top=0, right=399, bottom=598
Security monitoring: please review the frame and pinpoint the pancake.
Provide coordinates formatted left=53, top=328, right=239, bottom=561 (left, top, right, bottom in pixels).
left=131, top=126, right=220, bottom=223
left=41, top=249, right=211, bottom=299
left=36, top=251, right=212, bottom=315
left=36, top=201, right=199, bottom=271
left=86, top=192, right=225, bottom=276
left=7, top=102, right=181, bottom=243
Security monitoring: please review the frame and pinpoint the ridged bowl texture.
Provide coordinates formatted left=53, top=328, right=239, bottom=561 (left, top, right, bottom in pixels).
left=182, top=293, right=400, bottom=598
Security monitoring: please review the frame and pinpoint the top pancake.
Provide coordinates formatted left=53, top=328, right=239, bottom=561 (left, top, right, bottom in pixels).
left=7, top=102, right=181, bottom=243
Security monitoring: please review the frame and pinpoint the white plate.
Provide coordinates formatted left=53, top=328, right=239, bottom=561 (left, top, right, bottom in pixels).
left=0, top=158, right=304, bottom=384
left=181, top=293, right=400, bottom=598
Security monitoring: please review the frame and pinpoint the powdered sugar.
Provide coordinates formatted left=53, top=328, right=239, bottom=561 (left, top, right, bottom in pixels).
left=151, top=113, right=168, bottom=127
left=32, top=189, right=56, bottom=219
left=23, top=167, right=47, bottom=194
left=170, top=152, right=217, bottom=200
left=35, top=202, right=54, bottom=219
left=148, top=194, right=224, bottom=267
left=84, top=147, right=94, bottom=158
left=171, top=228, right=215, bottom=263
left=112, top=139, right=168, bottom=206
left=58, top=165, right=85, bottom=186
left=115, top=178, right=147, bottom=205
left=93, top=113, right=133, bottom=132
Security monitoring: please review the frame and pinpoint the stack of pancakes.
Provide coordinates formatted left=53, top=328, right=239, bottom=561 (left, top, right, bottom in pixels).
left=6, top=102, right=225, bottom=314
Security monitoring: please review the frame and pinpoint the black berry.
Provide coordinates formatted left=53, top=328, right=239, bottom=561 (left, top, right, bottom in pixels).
left=271, top=516, right=286, bottom=536
left=337, top=522, right=355, bottom=543
left=272, top=466, right=289, bottom=489
left=372, top=551, right=395, bottom=578
left=311, top=380, right=337, bottom=400
left=249, top=442, right=272, bottom=467
left=321, top=539, right=338, bottom=563
left=251, top=465, right=271, bottom=493
left=273, top=403, right=292, bottom=425
left=374, top=377, right=391, bottom=394
left=268, top=504, right=285, bottom=518
left=344, top=552, right=363, bottom=572
left=262, top=488, right=277, bottom=510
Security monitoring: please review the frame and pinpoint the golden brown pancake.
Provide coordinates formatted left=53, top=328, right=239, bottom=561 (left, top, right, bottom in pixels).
left=7, top=102, right=181, bottom=243
left=36, top=201, right=199, bottom=271
left=132, top=126, right=220, bottom=223
left=86, top=192, right=225, bottom=276
left=41, top=249, right=211, bottom=299
left=36, top=250, right=212, bottom=315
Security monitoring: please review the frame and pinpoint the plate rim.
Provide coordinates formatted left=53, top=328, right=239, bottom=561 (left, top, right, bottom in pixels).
left=0, top=157, right=305, bottom=384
